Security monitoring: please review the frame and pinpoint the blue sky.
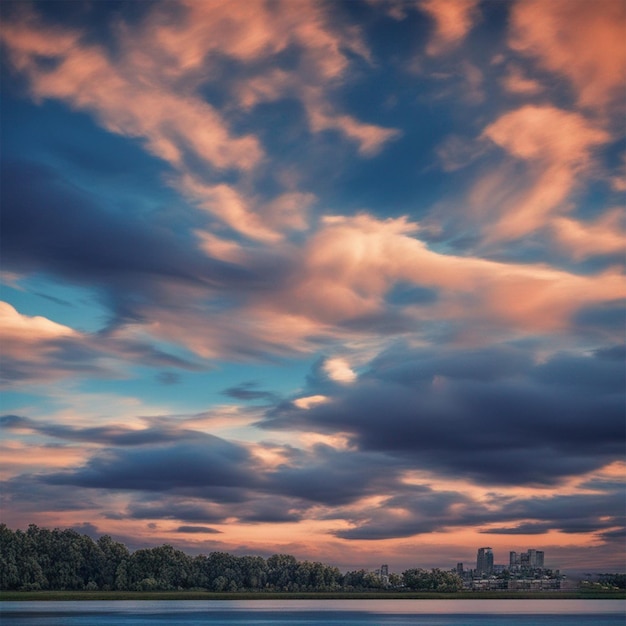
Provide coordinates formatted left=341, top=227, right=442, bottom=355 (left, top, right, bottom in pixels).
left=1, top=0, right=625, bottom=572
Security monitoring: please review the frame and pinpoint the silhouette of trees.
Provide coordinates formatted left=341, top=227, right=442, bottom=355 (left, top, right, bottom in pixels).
left=1, top=523, right=468, bottom=593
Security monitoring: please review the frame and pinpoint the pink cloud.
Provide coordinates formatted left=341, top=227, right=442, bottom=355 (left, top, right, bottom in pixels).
left=420, top=0, right=481, bottom=56
left=509, top=0, right=626, bottom=110
left=551, top=209, right=626, bottom=261
left=127, top=0, right=397, bottom=155
left=125, top=212, right=625, bottom=360
left=479, top=105, right=609, bottom=241
left=307, top=106, right=402, bottom=156
left=177, top=176, right=283, bottom=243
left=0, top=16, right=263, bottom=172
left=501, top=64, right=544, bottom=96
left=0, top=301, right=75, bottom=346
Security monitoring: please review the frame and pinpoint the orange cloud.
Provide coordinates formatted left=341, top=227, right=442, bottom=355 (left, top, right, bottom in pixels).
left=0, top=1, right=399, bottom=250
left=131, top=213, right=625, bottom=359
left=0, top=301, right=75, bottom=347
left=479, top=105, right=609, bottom=241
left=0, top=15, right=262, bottom=173
left=509, top=0, right=626, bottom=110
left=501, top=64, right=543, bottom=96
left=420, top=0, right=481, bottom=56
left=177, top=177, right=282, bottom=243
left=0, top=303, right=79, bottom=381
left=551, top=209, right=626, bottom=260
left=123, top=0, right=397, bottom=156
left=0, top=442, right=88, bottom=480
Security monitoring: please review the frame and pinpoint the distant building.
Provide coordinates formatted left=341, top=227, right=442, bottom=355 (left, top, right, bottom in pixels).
left=456, top=562, right=464, bottom=576
left=476, top=547, right=494, bottom=575
left=510, top=548, right=545, bottom=571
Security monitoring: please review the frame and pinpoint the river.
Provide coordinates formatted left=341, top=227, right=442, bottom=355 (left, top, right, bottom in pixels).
left=1, top=599, right=624, bottom=625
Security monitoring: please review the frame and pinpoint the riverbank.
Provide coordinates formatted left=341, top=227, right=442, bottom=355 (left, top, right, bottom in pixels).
left=1, top=590, right=625, bottom=601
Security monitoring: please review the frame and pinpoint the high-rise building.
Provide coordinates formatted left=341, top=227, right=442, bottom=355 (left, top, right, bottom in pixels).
left=476, top=547, right=493, bottom=575
left=510, top=548, right=545, bottom=570
left=456, top=562, right=464, bottom=576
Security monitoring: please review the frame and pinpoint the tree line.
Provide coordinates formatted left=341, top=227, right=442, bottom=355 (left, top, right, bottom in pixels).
left=0, top=524, right=462, bottom=592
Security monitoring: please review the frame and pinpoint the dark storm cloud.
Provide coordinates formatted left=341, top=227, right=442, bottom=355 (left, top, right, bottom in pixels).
left=266, top=443, right=405, bottom=506
left=0, top=160, right=260, bottom=323
left=333, top=486, right=476, bottom=540
left=43, top=436, right=258, bottom=494
left=260, top=345, right=625, bottom=486
left=332, top=484, right=626, bottom=541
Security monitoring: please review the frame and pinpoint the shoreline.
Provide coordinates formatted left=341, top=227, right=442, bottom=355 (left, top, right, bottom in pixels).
left=2, top=590, right=625, bottom=601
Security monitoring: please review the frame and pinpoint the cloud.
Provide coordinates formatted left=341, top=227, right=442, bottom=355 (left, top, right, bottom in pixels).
left=4, top=155, right=622, bottom=370
left=420, top=0, right=481, bottom=56
left=480, top=105, right=608, bottom=238
left=222, top=382, right=278, bottom=402
left=322, top=358, right=357, bottom=384
left=0, top=301, right=75, bottom=343
left=0, top=413, right=199, bottom=447
left=550, top=209, right=626, bottom=261
left=0, top=160, right=249, bottom=296
left=44, top=436, right=258, bottom=496
left=293, top=395, right=329, bottom=410
left=156, top=211, right=623, bottom=358
left=156, top=372, right=181, bottom=386
left=509, top=0, right=626, bottom=110
left=332, top=481, right=626, bottom=541
left=0, top=298, right=201, bottom=386
left=1, top=11, right=262, bottom=171
left=1, top=0, right=399, bottom=172
left=176, top=526, right=222, bottom=534
left=261, top=344, right=625, bottom=487
left=435, top=134, right=486, bottom=171
left=177, top=177, right=283, bottom=243
left=484, top=106, right=608, bottom=165
left=476, top=105, right=609, bottom=242
left=306, top=106, right=401, bottom=156
left=501, top=64, right=543, bottom=96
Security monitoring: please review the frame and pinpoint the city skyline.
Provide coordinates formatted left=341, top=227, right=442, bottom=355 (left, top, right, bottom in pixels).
left=1, top=0, right=625, bottom=573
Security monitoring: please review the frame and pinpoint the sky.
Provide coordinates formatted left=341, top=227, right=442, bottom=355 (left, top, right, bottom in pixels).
left=0, top=0, right=625, bottom=574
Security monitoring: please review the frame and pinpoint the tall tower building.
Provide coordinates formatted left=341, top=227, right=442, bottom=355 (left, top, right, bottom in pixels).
left=476, top=547, right=494, bottom=575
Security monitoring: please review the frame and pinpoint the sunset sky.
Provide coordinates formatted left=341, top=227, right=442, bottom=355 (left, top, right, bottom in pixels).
left=1, top=0, right=625, bottom=574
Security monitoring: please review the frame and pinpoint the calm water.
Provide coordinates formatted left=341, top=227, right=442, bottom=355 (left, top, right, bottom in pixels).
left=1, top=599, right=624, bottom=625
